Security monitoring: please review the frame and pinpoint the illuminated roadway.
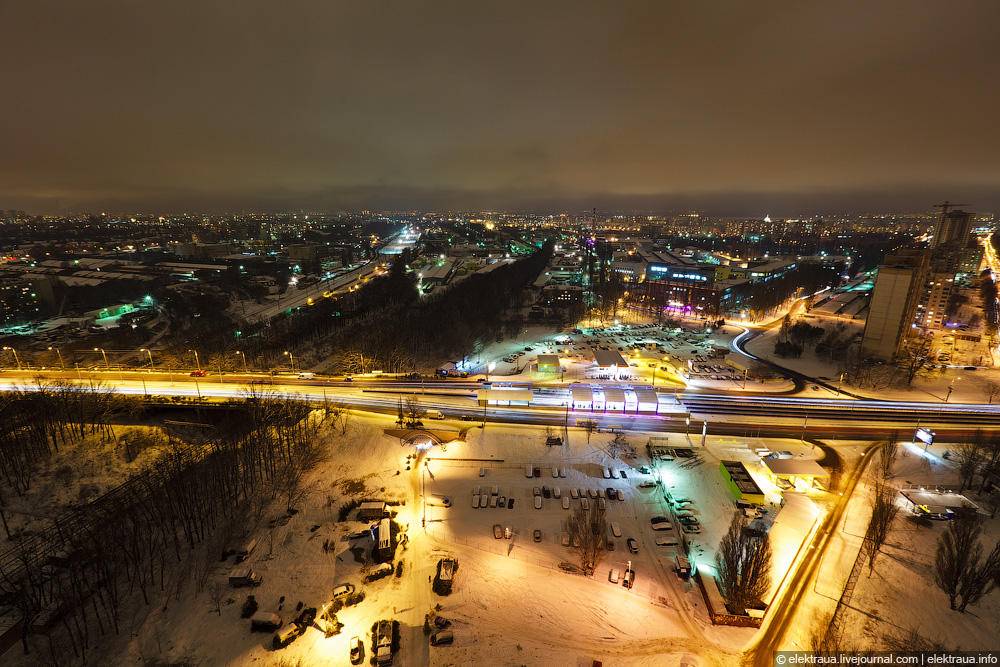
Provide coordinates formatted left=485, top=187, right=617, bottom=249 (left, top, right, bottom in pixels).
left=1, top=371, right=997, bottom=440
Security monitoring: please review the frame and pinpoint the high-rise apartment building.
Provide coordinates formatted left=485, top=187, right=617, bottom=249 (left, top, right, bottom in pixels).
left=860, top=249, right=929, bottom=359
left=932, top=209, right=974, bottom=249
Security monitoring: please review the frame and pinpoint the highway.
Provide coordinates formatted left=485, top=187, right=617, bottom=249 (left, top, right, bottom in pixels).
left=1, top=371, right=995, bottom=440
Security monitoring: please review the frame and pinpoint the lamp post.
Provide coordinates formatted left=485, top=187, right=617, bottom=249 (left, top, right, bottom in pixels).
left=94, top=347, right=109, bottom=369
left=190, top=350, right=201, bottom=372
left=140, top=348, right=154, bottom=371
left=284, top=351, right=295, bottom=372
left=2, top=347, right=21, bottom=370
left=48, top=346, right=65, bottom=370
left=235, top=351, right=248, bottom=374
left=945, top=376, right=960, bottom=403
left=837, top=372, right=845, bottom=397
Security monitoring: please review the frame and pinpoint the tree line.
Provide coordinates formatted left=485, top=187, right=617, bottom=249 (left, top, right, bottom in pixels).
left=0, top=381, right=329, bottom=664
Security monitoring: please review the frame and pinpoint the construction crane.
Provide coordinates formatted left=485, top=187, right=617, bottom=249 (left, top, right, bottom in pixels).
left=934, top=200, right=969, bottom=216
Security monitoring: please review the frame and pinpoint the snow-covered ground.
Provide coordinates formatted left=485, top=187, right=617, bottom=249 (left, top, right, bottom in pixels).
left=1, top=406, right=855, bottom=667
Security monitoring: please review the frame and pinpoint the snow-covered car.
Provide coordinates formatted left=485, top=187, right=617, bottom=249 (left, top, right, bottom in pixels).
left=638, top=481, right=656, bottom=489
left=679, top=516, right=699, bottom=526
left=493, top=524, right=503, bottom=539
left=533, top=529, right=542, bottom=542
left=534, top=496, right=542, bottom=509
left=682, top=523, right=701, bottom=534
left=627, top=538, right=639, bottom=553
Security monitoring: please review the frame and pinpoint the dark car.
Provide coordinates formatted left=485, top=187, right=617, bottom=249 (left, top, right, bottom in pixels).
left=623, top=568, right=635, bottom=589
left=507, top=498, right=515, bottom=509
left=533, top=529, right=542, bottom=542
left=627, top=538, right=639, bottom=553
left=542, top=486, right=551, bottom=499
left=459, top=415, right=475, bottom=421
left=190, top=370, right=207, bottom=377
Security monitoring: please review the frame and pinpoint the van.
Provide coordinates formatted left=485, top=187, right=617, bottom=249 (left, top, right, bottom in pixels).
left=235, top=538, right=257, bottom=562
left=427, top=409, right=444, bottom=420
left=427, top=495, right=452, bottom=508
left=297, top=372, right=314, bottom=380
left=273, top=624, right=302, bottom=648
left=250, top=612, right=282, bottom=632
left=674, top=554, right=691, bottom=579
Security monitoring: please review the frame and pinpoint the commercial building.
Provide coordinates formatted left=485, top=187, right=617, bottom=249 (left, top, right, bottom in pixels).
left=719, top=460, right=766, bottom=504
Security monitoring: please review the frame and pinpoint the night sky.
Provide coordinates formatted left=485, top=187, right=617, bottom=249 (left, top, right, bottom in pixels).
left=3, top=2, right=999, bottom=216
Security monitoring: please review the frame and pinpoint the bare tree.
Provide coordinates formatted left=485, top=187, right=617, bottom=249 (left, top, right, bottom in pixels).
left=607, top=432, right=636, bottom=460
left=403, top=396, right=425, bottom=427
left=206, top=582, right=226, bottom=616
left=952, top=433, right=988, bottom=493
left=715, top=514, right=772, bottom=613
left=934, top=515, right=983, bottom=611
left=980, top=380, right=1000, bottom=404
left=957, top=539, right=1000, bottom=613
left=581, top=419, right=597, bottom=444
left=862, top=476, right=900, bottom=576
left=563, top=503, right=607, bottom=576
left=876, top=437, right=899, bottom=480
left=982, top=490, right=1000, bottom=519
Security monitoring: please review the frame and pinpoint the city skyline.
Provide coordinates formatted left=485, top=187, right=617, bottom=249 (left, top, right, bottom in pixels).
left=2, top=2, right=999, bottom=215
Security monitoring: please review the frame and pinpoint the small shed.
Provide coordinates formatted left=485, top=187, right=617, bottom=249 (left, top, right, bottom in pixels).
left=536, top=354, right=560, bottom=373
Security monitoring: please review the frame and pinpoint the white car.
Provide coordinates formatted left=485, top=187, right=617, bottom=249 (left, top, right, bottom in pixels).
left=562, top=496, right=570, bottom=509
left=570, top=488, right=579, bottom=499
left=616, top=489, right=624, bottom=501
left=534, top=496, right=542, bottom=509
left=655, top=536, right=680, bottom=547
left=472, top=495, right=480, bottom=509
left=553, top=487, right=561, bottom=499
left=560, top=467, right=567, bottom=478
left=581, top=498, right=590, bottom=511
left=610, top=522, right=622, bottom=537
left=603, top=467, right=612, bottom=479
left=552, top=467, right=559, bottom=478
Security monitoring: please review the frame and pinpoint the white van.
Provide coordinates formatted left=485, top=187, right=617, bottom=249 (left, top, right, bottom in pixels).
left=426, top=409, right=444, bottom=420
left=297, top=372, right=314, bottom=380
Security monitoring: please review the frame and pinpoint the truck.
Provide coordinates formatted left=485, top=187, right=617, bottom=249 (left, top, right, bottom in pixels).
left=228, top=566, right=263, bottom=587
left=375, top=620, right=393, bottom=666
left=426, top=409, right=444, bottom=420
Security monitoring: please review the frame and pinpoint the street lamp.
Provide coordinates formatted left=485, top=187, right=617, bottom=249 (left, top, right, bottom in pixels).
left=235, top=351, right=248, bottom=373
left=48, top=346, right=65, bottom=370
left=837, top=372, right=845, bottom=397
left=2, top=347, right=20, bottom=370
left=140, top=348, right=154, bottom=371
left=284, top=351, right=295, bottom=371
left=945, top=376, right=961, bottom=403
left=94, top=347, right=109, bottom=369
left=189, top=350, right=201, bottom=372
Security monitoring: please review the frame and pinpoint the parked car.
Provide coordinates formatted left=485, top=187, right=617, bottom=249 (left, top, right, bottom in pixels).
left=655, top=536, right=680, bottom=547
left=627, top=538, right=639, bottom=554
left=616, top=489, right=624, bottom=501
left=610, top=522, right=622, bottom=537
left=533, top=529, right=542, bottom=542
left=533, top=487, right=541, bottom=497
left=493, top=524, right=503, bottom=539
left=190, top=370, right=207, bottom=377
left=638, top=481, right=656, bottom=489
left=609, top=568, right=621, bottom=583
left=534, top=496, right=542, bottom=509
left=350, top=636, right=363, bottom=664
left=332, top=583, right=356, bottom=598
left=542, top=486, right=551, bottom=499
left=623, top=568, right=635, bottom=589
left=679, top=516, right=699, bottom=526
left=430, top=630, right=453, bottom=646
left=682, top=523, right=701, bottom=533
